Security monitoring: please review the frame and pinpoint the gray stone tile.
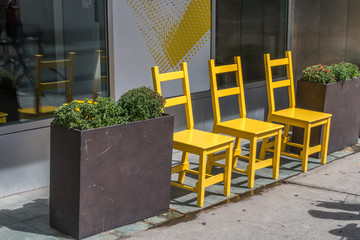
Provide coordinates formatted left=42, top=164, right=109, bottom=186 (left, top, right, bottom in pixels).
left=113, top=221, right=151, bottom=237
left=325, top=155, right=336, bottom=163
left=203, top=193, right=236, bottom=206
left=1, top=200, right=48, bottom=222
left=19, top=187, right=49, bottom=202
left=253, top=177, right=277, bottom=187
left=159, top=210, right=184, bottom=221
left=0, top=223, right=47, bottom=240
left=24, top=215, right=60, bottom=236
left=143, top=215, right=167, bottom=225
left=330, top=150, right=353, bottom=158
left=0, top=213, right=18, bottom=227
left=0, top=195, right=32, bottom=210
left=83, top=232, right=118, bottom=240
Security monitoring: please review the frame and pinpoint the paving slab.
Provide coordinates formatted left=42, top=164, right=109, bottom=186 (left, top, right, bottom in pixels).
left=127, top=184, right=360, bottom=240
left=288, top=153, right=360, bottom=195
left=0, top=143, right=358, bottom=240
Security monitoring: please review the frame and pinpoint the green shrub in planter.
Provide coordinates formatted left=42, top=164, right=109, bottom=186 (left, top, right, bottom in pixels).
left=331, top=62, right=360, bottom=82
left=53, top=97, right=128, bottom=130
left=52, top=86, right=165, bottom=130
left=302, top=64, right=335, bottom=84
left=296, top=61, right=360, bottom=154
left=118, top=86, right=165, bottom=122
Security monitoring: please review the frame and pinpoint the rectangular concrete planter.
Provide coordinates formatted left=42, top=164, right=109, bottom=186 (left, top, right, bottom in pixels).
left=293, top=78, right=360, bottom=154
left=50, top=114, right=174, bottom=239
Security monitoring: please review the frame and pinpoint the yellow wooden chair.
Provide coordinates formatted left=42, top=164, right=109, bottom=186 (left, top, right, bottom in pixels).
left=0, top=112, right=8, bottom=123
left=18, top=52, right=76, bottom=119
left=208, top=57, right=283, bottom=189
left=92, top=50, right=107, bottom=99
left=261, top=51, right=332, bottom=172
left=152, top=62, right=235, bottom=207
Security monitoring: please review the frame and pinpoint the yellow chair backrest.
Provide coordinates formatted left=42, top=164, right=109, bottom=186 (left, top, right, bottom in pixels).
left=208, top=56, right=246, bottom=128
left=151, top=62, right=194, bottom=130
left=93, top=50, right=107, bottom=99
left=35, top=52, right=76, bottom=113
left=263, top=51, right=296, bottom=115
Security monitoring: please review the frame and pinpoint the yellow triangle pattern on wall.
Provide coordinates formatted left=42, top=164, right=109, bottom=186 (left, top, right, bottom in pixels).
left=126, top=0, right=211, bottom=72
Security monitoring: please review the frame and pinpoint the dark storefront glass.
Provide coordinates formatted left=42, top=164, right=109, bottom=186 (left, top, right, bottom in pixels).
left=0, top=0, right=108, bottom=126
left=215, top=0, right=288, bottom=86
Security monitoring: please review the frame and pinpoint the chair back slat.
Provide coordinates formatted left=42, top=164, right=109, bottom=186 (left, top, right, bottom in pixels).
left=272, top=79, right=291, bottom=89
left=267, top=58, right=289, bottom=67
left=264, top=51, right=296, bottom=115
left=157, top=71, right=185, bottom=82
left=213, top=64, right=238, bottom=74
left=151, top=62, right=194, bottom=130
left=165, top=96, right=187, bottom=108
left=35, top=52, right=76, bottom=114
left=208, top=56, right=246, bottom=129
left=217, top=87, right=241, bottom=98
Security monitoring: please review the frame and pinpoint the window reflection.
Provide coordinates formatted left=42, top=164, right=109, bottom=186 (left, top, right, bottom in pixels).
left=216, top=0, right=288, bottom=86
left=0, top=0, right=108, bottom=125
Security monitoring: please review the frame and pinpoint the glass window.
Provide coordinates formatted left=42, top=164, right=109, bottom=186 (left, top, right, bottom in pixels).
left=0, top=0, right=108, bottom=126
left=215, top=0, right=288, bottom=86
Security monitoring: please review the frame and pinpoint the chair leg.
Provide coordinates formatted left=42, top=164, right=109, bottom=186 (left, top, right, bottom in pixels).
left=232, top=138, right=241, bottom=168
left=223, top=142, right=233, bottom=197
left=259, top=137, right=268, bottom=160
left=178, top=151, right=189, bottom=183
left=301, top=125, right=311, bottom=172
left=281, top=124, right=291, bottom=152
left=247, top=137, right=258, bottom=189
left=206, top=153, right=214, bottom=174
left=272, top=129, right=282, bottom=180
left=197, top=151, right=207, bottom=207
left=321, top=118, right=331, bottom=165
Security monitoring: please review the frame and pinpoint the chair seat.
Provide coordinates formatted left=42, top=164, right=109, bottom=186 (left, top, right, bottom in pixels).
left=216, top=118, right=283, bottom=138
left=173, top=129, right=234, bottom=152
left=18, top=106, right=58, bottom=118
left=272, top=108, right=332, bottom=124
left=0, top=112, right=7, bottom=123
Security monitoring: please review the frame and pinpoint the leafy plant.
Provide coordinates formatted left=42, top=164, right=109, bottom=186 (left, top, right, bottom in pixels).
left=118, top=86, right=165, bottom=122
left=0, top=70, right=16, bottom=90
left=52, top=86, right=165, bottom=130
left=302, top=64, right=336, bottom=84
left=331, top=62, right=359, bottom=82
left=53, top=98, right=127, bottom=130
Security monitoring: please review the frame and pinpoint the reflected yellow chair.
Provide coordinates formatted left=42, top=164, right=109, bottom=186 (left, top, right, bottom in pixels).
left=152, top=62, right=235, bottom=207
left=261, top=51, right=332, bottom=172
left=18, top=52, right=76, bottom=119
left=92, top=50, right=107, bottom=99
left=0, top=112, right=7, bottom=123
left=208, top=57, right=283, bottom=189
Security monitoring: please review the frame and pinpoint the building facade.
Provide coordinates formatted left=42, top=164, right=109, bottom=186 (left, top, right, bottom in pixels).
left=0, top=0, right=359, bottom=198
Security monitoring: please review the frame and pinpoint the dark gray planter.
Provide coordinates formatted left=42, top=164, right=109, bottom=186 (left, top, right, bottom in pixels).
left=50, top=114, right=174, bottom=239
left=293, top=77, right=360, bottom=154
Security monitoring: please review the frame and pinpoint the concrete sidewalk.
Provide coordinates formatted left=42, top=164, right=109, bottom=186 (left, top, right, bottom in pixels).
left=0, top=140, right=359, bottom=240
left=128, top=146, right=360, bottom=240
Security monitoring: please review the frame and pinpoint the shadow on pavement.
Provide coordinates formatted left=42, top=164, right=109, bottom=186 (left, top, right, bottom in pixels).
left=308, top=200, right=360, bottom=239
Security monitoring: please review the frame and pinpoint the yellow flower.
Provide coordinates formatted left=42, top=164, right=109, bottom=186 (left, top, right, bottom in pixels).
left=86, top=116, right=88, bottom=118
left=64, top=103, right=68, bottom=106
left=88, top=100, right=93, bottom=104
left=74, top=100, right=85, bottom=104
left=91, top=117, right=94, bottom=120
left=75, top=107, right=80, bottom=112
left=94, top=102, right=97, bottom=105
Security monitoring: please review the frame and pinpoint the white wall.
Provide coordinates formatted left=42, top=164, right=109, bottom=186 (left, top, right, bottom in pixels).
left=109, top=0, right=211, bottom=99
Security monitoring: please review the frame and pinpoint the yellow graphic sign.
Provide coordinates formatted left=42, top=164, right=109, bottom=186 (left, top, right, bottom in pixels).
left=126, top=0, right=211, bottom=72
